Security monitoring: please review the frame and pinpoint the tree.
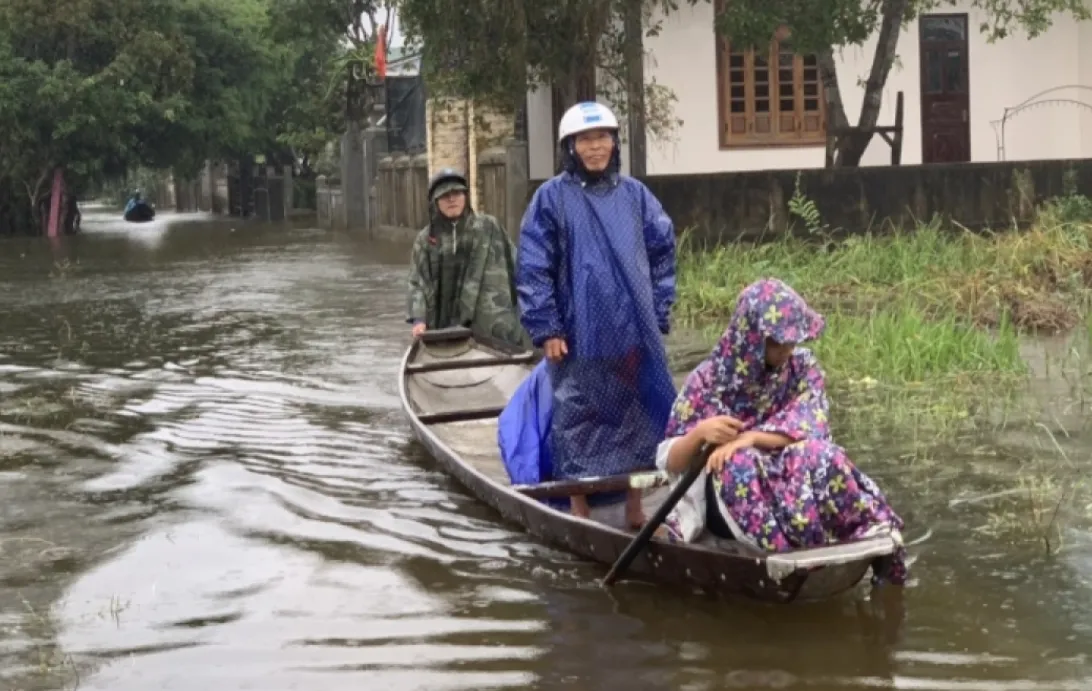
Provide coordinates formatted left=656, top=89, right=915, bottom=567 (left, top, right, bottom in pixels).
left=261, top=0, right=395, bottom=205
left=708, top=0, right=1091, bottom=166
left=269, top=0, right=395, bottom=124
left=397, top=0, right=684, bottom=146
left=0, top=0, right=285, bottom=234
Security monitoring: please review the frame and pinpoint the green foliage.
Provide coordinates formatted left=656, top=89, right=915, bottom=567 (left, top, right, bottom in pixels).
left=0, top=0, right=380, bottom=233
left=398, top=0, right=684, bottom=139
left=1, top=0, right=278, bottom=176
left=0, top=0, right=291, bottom=232
left=264, top=0, right=392, bottom=167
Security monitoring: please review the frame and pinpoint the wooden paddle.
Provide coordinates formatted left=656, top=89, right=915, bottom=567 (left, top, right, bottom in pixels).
left=513, top=470, right=670, bottom=500
left=601, top=443, right=712, bottom=587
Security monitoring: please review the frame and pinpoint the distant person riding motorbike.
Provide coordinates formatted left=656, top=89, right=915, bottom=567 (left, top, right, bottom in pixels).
left=405, top=168, right=529, bottom=348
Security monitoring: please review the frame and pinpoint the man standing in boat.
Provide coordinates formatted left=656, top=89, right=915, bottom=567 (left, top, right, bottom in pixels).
left=406, top=168, right=530, bottom=349
left=516, top=101, right=678, bottom=528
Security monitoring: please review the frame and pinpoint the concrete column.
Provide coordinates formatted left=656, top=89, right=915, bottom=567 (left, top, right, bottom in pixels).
left=504, top=139, right=529, bottom=238
left=282, top=164, right=294, bottom=219
left=362, top=126, right=388, bottom=234
left=340, top=122, right=366, bottom=230
left=316, top=175, right=328, bottom=227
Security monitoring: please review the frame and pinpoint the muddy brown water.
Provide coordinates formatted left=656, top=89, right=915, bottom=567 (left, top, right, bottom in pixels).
left=1, top=204, right=1091, bottom=690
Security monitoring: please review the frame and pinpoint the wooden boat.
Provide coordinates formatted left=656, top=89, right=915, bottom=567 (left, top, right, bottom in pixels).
left=399, top=326, right=902, bottom=603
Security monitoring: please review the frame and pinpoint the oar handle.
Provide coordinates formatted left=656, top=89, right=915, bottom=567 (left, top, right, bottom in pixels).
left=601, top=444, right=711, bottom=587
left=513, top=470, right=669, bottom=500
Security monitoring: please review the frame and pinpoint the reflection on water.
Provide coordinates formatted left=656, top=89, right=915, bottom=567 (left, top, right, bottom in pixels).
left=0, top=204, right=1090, bottom=690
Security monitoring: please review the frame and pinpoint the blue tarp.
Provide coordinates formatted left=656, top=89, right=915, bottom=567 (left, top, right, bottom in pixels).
left=498, top=360, right=554, bottom=486
left=512, top=168, right=678, bottom=489
left=497, top=359, right=626, bottom=509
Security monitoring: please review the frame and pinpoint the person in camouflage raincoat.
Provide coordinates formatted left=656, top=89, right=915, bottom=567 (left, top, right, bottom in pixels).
left=406, top=169, right=530, bottom=349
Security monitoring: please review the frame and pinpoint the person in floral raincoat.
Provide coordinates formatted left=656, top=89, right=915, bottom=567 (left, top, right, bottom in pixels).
left=655, top=278, right=908, bottom=586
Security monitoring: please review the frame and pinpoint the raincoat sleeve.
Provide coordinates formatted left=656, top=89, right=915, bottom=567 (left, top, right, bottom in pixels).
left=458, top=215, right=513, bottom=318
left=640, top=185, right=676, bottom=334
left=516, top=186, right=565, bottom=347
left=406, top=230, right=428, bottom=325
left=755, top=350, right=832, bottom=441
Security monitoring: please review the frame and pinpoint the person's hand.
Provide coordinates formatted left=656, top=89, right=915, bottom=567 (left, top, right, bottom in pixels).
left=543, top=337, right=568, bottom=362
left=695, top=415, right=744, bottom=446
left=412, top=322, right=427, bottom=338
left=705, top=435, right=754, bottom=474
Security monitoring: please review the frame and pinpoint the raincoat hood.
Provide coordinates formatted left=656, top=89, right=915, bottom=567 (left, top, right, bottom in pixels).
left=663, top=278, right=825, bottom=438
left=711, top=278, right=825, bottom=385
left=430, top=179, right=468, bottom=203
left=559, top=131, right=623, bottom=183
left=429, top=198, right=473, bottom=231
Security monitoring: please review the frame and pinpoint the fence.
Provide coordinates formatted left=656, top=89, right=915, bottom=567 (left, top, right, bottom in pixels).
left=376, top=152, right=429, bottom=229
left=316, top=139, right=529, bottom=240
left=225, top=165, right=293, bottom=221
left=316, top=148, right=1092, bottom=245
left=172, top=162, right=230, bottom=213
left=525, top=158, right=1092, bottom=245
left=315, top=176, right=346, bottom=230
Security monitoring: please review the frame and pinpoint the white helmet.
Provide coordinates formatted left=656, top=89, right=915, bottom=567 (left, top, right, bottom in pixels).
left=557, top=101, right=619, bottom=143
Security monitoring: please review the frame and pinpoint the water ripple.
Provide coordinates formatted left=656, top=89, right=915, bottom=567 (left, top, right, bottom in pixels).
left=1, top=211, right=1091, bottom=689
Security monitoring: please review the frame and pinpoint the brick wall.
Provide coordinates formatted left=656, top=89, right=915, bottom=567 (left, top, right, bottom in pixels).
left=425, top=97, right=469, bottom=176
left=426, top=97, right=514, bottom=209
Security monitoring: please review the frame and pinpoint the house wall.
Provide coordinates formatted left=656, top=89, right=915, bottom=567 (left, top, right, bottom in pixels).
left=526, top=82, right=634, bottom=180
left=526, top=1, right=1091, bottom=178
left=1078, top=23, right=1092, bottom=156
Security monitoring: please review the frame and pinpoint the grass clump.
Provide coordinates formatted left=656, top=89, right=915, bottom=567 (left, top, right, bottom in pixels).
left=676, top=213, right=1092, bottom=385
left=673, top=194, right=1092, bottom=440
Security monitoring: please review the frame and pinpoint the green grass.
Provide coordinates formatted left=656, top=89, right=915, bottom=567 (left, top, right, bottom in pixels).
left=676, top=215, right=1092, bottom=381
left=670, top=197, right=1092, bottom=548
left=673, top=200, right=1092, bottom=441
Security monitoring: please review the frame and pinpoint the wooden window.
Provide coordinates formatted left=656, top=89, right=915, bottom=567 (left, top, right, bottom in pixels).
left=716, top=40, right=825, bottom=148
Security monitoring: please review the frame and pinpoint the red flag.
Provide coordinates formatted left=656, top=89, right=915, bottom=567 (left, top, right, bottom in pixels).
left=374, top=24, right=387, bottom=79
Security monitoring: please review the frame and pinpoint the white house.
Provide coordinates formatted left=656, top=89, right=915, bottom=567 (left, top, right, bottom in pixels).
left=524, top=1, right=1092, bottom=179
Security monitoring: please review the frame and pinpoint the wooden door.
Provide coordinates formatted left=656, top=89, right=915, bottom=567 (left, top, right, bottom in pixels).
left=919, top=14, right=971, bottom=163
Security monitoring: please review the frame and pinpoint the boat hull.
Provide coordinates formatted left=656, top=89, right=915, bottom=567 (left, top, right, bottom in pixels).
left=398, top=327, right=900, bottom=603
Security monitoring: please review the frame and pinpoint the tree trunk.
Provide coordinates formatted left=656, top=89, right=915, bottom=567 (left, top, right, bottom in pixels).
left=58, top=190, right=81, bottom=235
left=827, top=0, right=908, bottom=167
left=622, top=0, right=647, bottom=177
left=546, top=0, right=614, bottom=170
left=24, top=167, right=51, bottom=234
left=819, top=50, right=850, bottom=168
left=512, top=0, right=530, bottom=144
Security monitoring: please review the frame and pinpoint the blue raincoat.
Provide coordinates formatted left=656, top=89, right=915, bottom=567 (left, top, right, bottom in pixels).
left=511, top=136, right=677, bottom=486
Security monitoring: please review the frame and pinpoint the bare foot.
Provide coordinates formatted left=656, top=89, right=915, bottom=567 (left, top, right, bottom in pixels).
left=624, top=488, right=646, bottom=530
left=570, top=494, right=591, bottom=519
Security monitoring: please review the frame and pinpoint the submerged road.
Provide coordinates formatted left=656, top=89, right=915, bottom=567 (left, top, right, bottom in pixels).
left=1, top=205, right=1091, bottom=690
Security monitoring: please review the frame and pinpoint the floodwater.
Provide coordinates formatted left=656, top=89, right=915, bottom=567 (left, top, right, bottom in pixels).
left=1, top=205, right=1091, bottom=691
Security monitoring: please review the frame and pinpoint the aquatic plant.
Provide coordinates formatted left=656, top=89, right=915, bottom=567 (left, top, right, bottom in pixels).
left=675, top=210, right=1092, bottom=385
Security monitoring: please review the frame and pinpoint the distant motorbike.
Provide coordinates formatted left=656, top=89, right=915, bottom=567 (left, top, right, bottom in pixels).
left=123, top=196, right=156, bottom=223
